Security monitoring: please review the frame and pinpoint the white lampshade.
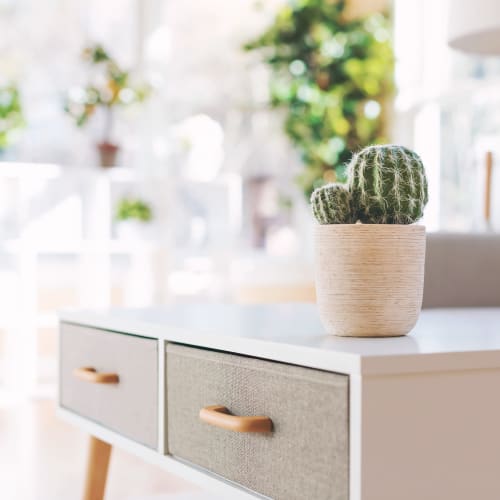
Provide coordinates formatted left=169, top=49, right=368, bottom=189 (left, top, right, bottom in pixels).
left=448, top=0, right=500, bottom=54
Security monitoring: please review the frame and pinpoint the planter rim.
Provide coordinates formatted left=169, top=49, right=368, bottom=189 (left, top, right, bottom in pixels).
left=315, top=223, right=425, bottom=231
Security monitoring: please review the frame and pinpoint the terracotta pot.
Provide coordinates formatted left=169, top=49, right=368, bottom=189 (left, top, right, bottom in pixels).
left=97, top=142, right=119, bottom=168
left=314, top=224, right=426, bottom=337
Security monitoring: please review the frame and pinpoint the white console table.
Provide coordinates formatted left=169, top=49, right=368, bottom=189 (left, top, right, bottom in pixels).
left=58, top=304, right=500, bottom=500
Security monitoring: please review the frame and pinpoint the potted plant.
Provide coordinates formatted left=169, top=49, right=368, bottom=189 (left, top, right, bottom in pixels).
left=311, top=144, right=428, bottom=337
left=115, top=198, right=153, bottom=240
left=0, top=84, right=25, bottom=156
left=64, top=44, right=150, bottom=168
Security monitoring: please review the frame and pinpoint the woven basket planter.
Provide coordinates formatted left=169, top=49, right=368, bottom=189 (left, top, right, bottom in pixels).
left=314, top=224, right=426, bottom=337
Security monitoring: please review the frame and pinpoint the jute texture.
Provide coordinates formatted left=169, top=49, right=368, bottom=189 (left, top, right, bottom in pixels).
left=314, top=224, right=426, bottom=337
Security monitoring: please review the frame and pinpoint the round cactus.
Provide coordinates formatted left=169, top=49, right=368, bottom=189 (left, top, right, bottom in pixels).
left=348, top=145, right=428, bottom=224
left=310, top=144, right=428, bottom=224
left=310, top=183, right=353, bottom=225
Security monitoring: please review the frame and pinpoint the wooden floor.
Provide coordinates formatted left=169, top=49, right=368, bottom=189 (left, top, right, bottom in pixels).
left=0, top=399, right=201, bottom=500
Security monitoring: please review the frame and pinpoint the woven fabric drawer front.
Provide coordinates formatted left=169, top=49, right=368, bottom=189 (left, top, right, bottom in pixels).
left=166, top=343, right=348, bottom=500
left=60, top=323, right=158, bottom=448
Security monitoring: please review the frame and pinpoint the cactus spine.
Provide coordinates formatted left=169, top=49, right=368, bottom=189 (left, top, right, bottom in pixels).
left=311, top=144, right=428, bottom=224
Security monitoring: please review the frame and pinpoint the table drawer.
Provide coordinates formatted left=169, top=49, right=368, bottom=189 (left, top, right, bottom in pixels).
left=60, top=323, right=158, bottom=449
left=166, top=344, right=348, bottom=500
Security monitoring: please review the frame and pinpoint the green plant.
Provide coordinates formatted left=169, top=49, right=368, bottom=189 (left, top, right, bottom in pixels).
left=0, top=84, right=25, bottom=150
left=311, top=144, right=428, bottom=224
left=115, top=198, right=153, bottom=223
left=311, top=182, right=353, bottom=224
left=64, top=44, right=150, bottom=143
left=245, top=0, right=393, bottom=198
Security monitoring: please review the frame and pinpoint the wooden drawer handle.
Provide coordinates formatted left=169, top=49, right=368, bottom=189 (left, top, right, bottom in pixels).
left=199, top=405, right=272, bottom=433
left=73, top=367, right=119, bottom=384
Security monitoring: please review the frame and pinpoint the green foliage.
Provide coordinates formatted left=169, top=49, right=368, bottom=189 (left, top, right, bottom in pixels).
left=64, top=44, right=150, bottom=137
left=115, top=198, right=153, bottom=223
left=311, top=144, right=428, bottom=224
left=245, top=0, right=394, bottom=198
left=0, top=84, right=25, bottom=150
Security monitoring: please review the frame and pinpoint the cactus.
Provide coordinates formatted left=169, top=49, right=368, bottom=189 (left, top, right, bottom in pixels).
left=310, top=183, right=353, bottom=224
left=311, top=144, right=428, bottom=224
left=349, top=145, right=428, bottom=224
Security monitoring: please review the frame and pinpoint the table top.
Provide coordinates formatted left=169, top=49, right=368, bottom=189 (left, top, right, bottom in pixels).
left=60, top=304, right=500, bottom=375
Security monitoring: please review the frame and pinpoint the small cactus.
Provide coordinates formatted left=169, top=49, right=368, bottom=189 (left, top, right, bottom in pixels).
left=311, top=144, right=428, bottom=224
left=310, top=183, right=353, bottom=224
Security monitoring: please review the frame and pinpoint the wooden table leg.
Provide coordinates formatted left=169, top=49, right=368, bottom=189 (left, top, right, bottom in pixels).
left=83, top=436, right=112, bottom=500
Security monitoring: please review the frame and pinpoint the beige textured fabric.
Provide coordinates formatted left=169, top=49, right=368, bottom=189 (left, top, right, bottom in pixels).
left=423, top=233, right=500, bottom=308
left=315, top=224, right=425, bottom=337
left=166, top=344, right=348, bottom=500
left=60, top=324, right=158, bottom=448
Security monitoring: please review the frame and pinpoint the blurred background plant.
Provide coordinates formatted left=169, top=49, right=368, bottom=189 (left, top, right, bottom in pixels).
left=245, top=0, right=394, bottom=197
left=64, top=44, right=151, bottom=166
left=0, top=83, right=25, bottom=152
left=115, top=197, right=153, bottom=223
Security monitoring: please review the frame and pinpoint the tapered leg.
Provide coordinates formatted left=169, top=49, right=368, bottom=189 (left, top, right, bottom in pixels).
left=83, top=436, right=112, bottom=500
